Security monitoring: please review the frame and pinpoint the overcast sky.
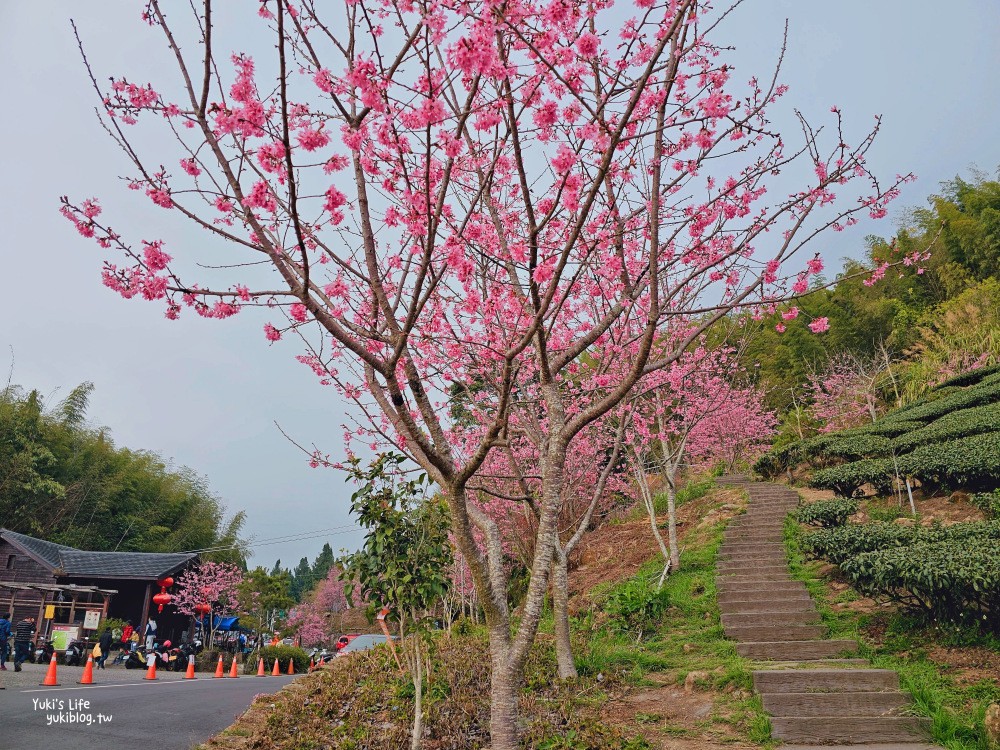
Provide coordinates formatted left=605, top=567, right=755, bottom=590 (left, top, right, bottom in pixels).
left=2, top=2, right=998, bottom=569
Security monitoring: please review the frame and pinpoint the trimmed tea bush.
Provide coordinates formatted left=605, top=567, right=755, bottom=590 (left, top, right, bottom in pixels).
left=801, top=520, right=1000, bottom=565
left=793, top=498, right=860, bottom=527
left=809, top=458, right=896, bottom=497
left=820, top=434, right=893, bottom=460
left=898, top=432, right=1000, bottom=491
left=839, top=538, right=1000, bottom=624
left=892, top=401, right=1000, bottom=453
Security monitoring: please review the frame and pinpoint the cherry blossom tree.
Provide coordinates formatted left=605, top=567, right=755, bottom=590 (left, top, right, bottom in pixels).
left=625, top=342, right=775, bottom=583
left=62, top=1, right=912, bottom=743
left=806, top=350, right=895, bottom=432
left=173, top=561, right=244, bottom=647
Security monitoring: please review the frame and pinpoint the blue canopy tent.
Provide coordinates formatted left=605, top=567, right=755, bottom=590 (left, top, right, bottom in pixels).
left=196, top=614, right=240, bottom=631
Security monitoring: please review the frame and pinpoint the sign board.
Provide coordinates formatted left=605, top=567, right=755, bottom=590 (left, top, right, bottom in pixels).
left=51, top=625, right=80, bottom=651
left=44, top=605, right=56, bottom=619
left=83, top=610, right=101, bottom=630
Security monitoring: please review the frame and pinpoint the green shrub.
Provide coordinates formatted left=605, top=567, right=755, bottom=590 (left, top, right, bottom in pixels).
left=892, top=401, right=1000, bottom=453
left=971, top=490, right=1000, bottom=519
left=251, top=645, right=311, bottom=674
left=839, top=538, right=1000, bottom=625
left=754, top=443, right=801, bottom=478
left=605, top=578, right=671, bottom=636
left=809, top=458, right=896, bottom=497
left=801, top=520, right=1000, bottom=565
left=898, top=432, right=1000, bottom=491
left=793, top=498, right=860, bottom=527
left=820, top=434, right=893, bottom=460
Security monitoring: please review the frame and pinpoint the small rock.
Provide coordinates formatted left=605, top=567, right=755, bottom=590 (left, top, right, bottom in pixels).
left=682, top=643, right=696, bottom=653
left=985, top=703, right=1000, bottom=750
left=683, top=670, right=709, bottom=693
left=732, top=688, right=751, bottom=700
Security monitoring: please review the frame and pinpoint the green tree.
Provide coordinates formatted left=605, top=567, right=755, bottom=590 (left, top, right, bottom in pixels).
left=311, top=542, right=335, bottom=582
left=341, top=454, right=452, bottom=750
left=290, top=557, right=314, bottom=602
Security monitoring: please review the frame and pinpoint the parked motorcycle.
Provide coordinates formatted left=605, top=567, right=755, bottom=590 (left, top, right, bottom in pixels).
left=63, top=639, right=87, bottom=666
left=33, top=640, right=55, bottom=664
left=124, top=647, right=148, bottom=669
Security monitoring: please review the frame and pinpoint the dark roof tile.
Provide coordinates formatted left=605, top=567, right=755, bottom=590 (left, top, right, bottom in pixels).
left=1, top=529, right=197, bottom=579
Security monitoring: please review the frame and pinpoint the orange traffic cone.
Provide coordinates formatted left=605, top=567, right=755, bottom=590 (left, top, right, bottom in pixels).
left=318, top=655, right=325, bottom=668
left=213, top=654, right=225, bottom=678
left=256, top=658, right=265, bottom=677
left=308, top=657, right=314, bottom=672
left=228, top=656, right=239, bottom=678
left=287, top=658, right=294, bottom=675
left=271, top=657, right=280, bottom=676
left=78, top=655, right=95, bottom=685
left=40, top=653, right=60, bottom=686
left=143, top=652, right=157, bottom=681
left=183, top=654, right=197, bottom=680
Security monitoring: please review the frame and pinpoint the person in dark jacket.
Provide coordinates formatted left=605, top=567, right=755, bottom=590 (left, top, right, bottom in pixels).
left=12, top=616, right=35, bottom=672
left=97, top=628, right=113, bottom=669
left=0, top=613, right=10, bottom=670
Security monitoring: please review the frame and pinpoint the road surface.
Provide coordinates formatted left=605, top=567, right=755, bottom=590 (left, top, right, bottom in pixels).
left=0, top=663, right=294, bottom=750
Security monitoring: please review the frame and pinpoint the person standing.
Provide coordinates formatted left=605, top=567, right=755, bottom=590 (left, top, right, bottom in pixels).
left=144, top=616, right=157, bottom=651
left=121, top=620, right=133, bottom=645
left=12, top=616, right=35, bottom=672
left=0, top=613, right=10, bottom=670
left=97, top=627, right=113, bottom=669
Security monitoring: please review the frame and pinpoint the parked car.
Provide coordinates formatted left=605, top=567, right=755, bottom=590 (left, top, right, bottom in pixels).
left=336, top=634, right=392, bottom=657
left=333, top=634, right=360, bottom=651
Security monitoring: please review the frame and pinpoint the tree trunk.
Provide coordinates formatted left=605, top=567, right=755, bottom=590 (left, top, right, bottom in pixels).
left=550, top=551, right=577, bottom=679
left=410, top=639, right=423, bottom=750
left=489, top=645, right=521, bottom=750
left=665, top=482, right=680, bottom=572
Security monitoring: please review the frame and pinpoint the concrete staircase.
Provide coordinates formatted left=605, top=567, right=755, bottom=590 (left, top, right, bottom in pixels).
left=717, top=479, right=938, bottom=748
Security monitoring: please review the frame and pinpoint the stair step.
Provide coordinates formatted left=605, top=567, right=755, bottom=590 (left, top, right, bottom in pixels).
left=754, top=669, right=899, bottom=693
left=717, top=562, right=789, bottom=572
left=770, top=716, right=930, bottom=744
left=720, top=541, right=786, bottom=550
left=762, top=658, right=871, bottom=668
left=717, top=580, right=808, bottom=592
left=725, top=625, right=826, bottom=642
left=737, top=639, right=857, bottom=660
left=722, top=610, right=820, bottom=628
left=720, top=600, right=817, bottom=615
left=717, top=572, right=796, bottom=582
left=762, top=690, right=908, bottom=717
left=718, top=591, right=811, bottom=606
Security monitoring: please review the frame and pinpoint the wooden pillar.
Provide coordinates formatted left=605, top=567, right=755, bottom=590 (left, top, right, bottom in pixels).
left=68, top=594, right=77, bottom=625
left=36, top=590, right=47, bottom=640
left=139, top=582, right=151, bottom=635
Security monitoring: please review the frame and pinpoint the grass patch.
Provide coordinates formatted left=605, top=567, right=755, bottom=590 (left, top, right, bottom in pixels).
left=785, top=511, right=1000, bottom=750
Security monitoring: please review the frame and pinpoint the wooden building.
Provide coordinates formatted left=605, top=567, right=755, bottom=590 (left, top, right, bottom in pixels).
left=0, top=529, right=198, bottom=646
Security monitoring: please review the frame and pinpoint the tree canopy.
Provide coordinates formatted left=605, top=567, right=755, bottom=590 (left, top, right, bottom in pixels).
left=0, top=381, right=246, bottom=563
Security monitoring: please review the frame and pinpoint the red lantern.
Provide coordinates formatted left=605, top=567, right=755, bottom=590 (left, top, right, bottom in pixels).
left=156, top=576, right=174, bottom=589
left=152, top=591, right=172, bottom=613
left=194, top=602, right=211, bottom=616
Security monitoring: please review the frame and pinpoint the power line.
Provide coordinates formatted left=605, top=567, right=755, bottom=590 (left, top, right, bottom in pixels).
left=182, top=524, right=360, bottom=555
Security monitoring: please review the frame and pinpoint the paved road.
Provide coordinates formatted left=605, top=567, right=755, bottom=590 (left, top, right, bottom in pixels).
left=0, top=663, right=295, bottom=750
